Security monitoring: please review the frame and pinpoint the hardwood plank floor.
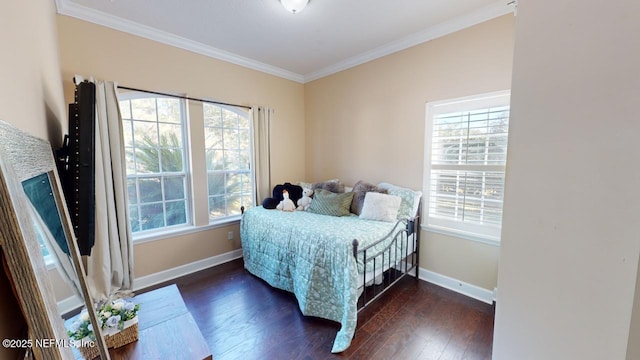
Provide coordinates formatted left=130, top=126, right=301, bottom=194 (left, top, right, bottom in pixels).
left=140, top=259, right=494, bottom=360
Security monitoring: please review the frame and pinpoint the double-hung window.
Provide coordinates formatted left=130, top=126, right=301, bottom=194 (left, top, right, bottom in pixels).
left=120, top=95, right=189, bottom=233
left=424, top=91, right=510, bottom=243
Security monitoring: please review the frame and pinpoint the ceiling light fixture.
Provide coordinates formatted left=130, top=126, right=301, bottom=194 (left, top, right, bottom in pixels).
left=280, top=0, right=309, bottom=14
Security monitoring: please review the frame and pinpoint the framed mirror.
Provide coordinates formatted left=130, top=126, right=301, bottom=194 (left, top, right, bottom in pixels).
left=0, top=120, right=109, bottom=359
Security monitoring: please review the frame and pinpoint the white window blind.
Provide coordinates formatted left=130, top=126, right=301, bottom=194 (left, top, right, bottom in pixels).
left=424, top=91, right=510, bottom=242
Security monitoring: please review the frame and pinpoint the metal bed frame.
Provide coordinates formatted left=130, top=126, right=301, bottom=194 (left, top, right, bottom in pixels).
left=353, top=215, right=420, bottom=311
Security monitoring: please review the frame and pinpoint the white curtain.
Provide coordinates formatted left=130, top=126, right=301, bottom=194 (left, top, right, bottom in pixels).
left=84, top=78, right=134, bottom=301
left=252, top=107, right=272, bottom=205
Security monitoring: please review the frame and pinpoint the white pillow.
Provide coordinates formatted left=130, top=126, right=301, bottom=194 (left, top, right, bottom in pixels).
left=359, top=192, right=402, bottom=222
left=377, top=182, right=422, bottom=219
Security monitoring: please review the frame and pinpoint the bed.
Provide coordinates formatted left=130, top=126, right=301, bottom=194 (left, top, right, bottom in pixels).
left=240, top=182, right=421, bottom=353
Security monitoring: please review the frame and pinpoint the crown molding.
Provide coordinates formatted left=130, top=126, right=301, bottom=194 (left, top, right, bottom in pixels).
left=303, top=1, right=514, bottom=82
left=54, top=0, right=306, bottom=83
left=55, top=0, right=513, bottom=84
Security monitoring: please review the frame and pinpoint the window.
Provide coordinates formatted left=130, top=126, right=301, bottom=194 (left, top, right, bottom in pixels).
left=424, top=91, right=510, bottom=243
left=120, top=96, right=190, bottom=233
left=203, top=104, right=254, bottom=220
left=118, top=92, right=256, bottom=239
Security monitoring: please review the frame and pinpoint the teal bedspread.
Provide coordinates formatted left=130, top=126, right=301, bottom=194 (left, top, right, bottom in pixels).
left=240, top=206, right=403, bottom=353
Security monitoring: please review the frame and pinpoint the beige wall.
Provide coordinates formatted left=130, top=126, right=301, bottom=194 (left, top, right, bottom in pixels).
left=493, top=0, right=640, bottom=359
left=0, top=1, right=67, bottom=357
left=304, top=15, right=515, bottom=291
left=0, top=2, right=66, bottom=141
left=56, top=15, right=305, bottom=279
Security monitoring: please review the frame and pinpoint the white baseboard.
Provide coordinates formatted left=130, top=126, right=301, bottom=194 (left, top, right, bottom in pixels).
left=59, top=251, right=493, bottom=316
left=57, top=294, right=84, bottom=316
left=418, top=267, right=494, bottom=305
left=58, top=248, right=243, bottom=315
left=133, top=248, right=243, bottom=291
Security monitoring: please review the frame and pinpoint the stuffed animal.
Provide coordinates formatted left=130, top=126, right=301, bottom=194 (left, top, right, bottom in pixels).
left=276, top=189, right=296, bottom=212
left=262, top=182, right=303, bottom=209
left=296, top=188, right=313, bottom=211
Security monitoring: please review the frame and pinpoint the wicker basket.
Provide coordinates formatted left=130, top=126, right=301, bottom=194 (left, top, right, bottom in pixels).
left=78, top=319, right=139, bottom=360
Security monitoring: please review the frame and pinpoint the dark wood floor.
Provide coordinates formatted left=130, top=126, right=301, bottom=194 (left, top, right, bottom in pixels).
left=141, top=259, right=494, bottom=360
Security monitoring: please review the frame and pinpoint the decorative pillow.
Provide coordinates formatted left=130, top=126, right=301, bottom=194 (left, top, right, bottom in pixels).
left=359, top=192, right=402, bottom=222
left=311, top=180, right=345, bottom=193
left=350, top=180, right=388, bottom=215
left=307, top=189, right=354, bottom=217
left=377, top=182, right=422, bottom=220
left=298, top=178, right=344, bottom=193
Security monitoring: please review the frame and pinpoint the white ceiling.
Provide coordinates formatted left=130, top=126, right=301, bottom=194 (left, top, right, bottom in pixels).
left=55, top=0, right=514, bottom=83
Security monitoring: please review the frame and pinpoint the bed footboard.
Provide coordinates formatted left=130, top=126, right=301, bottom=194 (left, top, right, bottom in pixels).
left=353, top=216, right=420, bottom=311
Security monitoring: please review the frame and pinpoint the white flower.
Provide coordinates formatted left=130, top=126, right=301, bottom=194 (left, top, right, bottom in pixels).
left=105, top=315, right=121, bottom=328
left=111, top=300, right=125, bottom=310
left=80, top=311, right=90, bottom=322
left=124, top=302, right=135, bottom=311
left=101, top=311, right=112, bottom=318
left=87, top=323, right=93, bottom=332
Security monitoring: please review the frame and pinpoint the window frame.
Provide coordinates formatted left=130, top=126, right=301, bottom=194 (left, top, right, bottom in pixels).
left=423, top=90, right=510, bottom=246
left=202, top=102, right=255, bottom=223
left=118, top=92, right=192, bottom=239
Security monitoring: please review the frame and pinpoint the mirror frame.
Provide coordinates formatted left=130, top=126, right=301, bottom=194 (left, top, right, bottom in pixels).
left=0, top=120, right=109, bottom=359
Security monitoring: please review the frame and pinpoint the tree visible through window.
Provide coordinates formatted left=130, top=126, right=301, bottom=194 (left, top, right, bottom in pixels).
left=203, top=103, right=253, bottom=220
left=118, top=92, right=256, bottom=238
left=425, top=91, right=510, bottom=242
left=120, top=96, right=189, bottom=233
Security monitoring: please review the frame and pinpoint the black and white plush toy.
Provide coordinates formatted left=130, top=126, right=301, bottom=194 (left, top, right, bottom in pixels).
left=276, top=190, right=297, bottom=212
left=262, top=182, right=303, bottom=209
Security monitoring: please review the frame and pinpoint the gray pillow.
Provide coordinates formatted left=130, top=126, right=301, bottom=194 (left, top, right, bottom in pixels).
left=350, top=180, right=388, bottom=215
left=311, top=180, right=345, bottom=193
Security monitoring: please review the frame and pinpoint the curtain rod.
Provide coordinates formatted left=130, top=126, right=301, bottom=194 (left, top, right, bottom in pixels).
left=117, top=85, right=252, bottom=110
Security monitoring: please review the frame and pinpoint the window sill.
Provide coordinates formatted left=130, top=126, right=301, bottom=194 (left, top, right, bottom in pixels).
left=421, top=225, right=501, bottom=247
left=133, top=216, right=241, bottom=245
